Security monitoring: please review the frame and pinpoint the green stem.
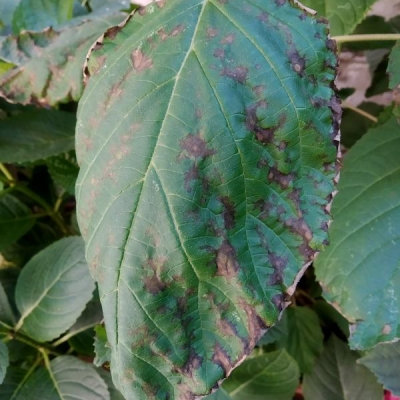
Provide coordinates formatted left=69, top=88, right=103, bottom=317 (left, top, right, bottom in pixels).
left=333, top=33, right=400, bottom=43
left=0, top=163, right=14, bottom=186
left=11, top=355, right=43, bottom=398
left=342, top=101, right=378, bottom=123
left=11, top=329, right=62, bottom=357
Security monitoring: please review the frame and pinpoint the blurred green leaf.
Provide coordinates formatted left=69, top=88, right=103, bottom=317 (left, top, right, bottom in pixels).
left=94, top=325, right=110, bottom=367
left=0, top=341, right=9, bottom=384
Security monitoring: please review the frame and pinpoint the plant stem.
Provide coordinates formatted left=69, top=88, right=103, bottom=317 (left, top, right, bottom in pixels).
left=10, top=329, right=62, bottom=357
left=342, top=101, right=378, bottom=123
left=333, top=34, right=400, bottom=43
left=11, top=355, right=43, bottom=398
left=0, top=163, right=14, bottom=186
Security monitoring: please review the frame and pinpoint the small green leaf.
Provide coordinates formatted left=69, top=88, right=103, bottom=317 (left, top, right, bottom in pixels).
left=359, top=341, right=400, bottom=396
left=303, top=335, right=382, bottom=400
left=0, top=14, right=124, bottom=106
left=222, top=350, right=299, bottom=400
left=94, top=325, right=111, bottom=367
left=315, top=117, right=400, bottom=349
left=0, top=194, right=35, bottom=251
left=0, top=282, right=15, bottom=326
left=12, top=0, right=74, bottom=34
left=0, top=110, right=75, bottom=163
left=300, top=0, right=376, bottom=36
left=16, top=356, right=109, bottom=400
left=257, top=307, right=323, bottom=372
left=0, top=341, right=9, bottom=384
left=46, top=153, right=79, bottom=195
left=68, top=328, right=95, bottom=357
left=15, top=237, right=95, bottom=342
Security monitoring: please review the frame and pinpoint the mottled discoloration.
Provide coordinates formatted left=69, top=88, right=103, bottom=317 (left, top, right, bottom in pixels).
left=253, top=85, right=265, bottom=96
left=275, top=0, right=285, bottom=6
left=285, top=217, right=313, bottom=242
left=258, top=12, right=269, bottom=22
left=143, top=257, right=167, bottom=295
left=106, top=26, right=122, bottom=40
left=212, top=343, right=232, bottom=374
left=268, top=166, right=296, bottom=189
left=216, top=240, right=239, bottom=278
left=132, top=49, right=153, bottom=72
left=219, top=196, right=236, bottom=230
left=158, top=25, right=185, bottom=41
left=180, top=133, right=216, bottom=158
left=240, top=301, right=268, bottom=351
left=221, top=66, right=248, bottom=84
left=179, top=350, right=203, bottom=377
left=184, top=164, right=199, bottom=192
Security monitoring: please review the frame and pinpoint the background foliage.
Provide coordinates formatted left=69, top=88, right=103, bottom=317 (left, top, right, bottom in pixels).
left=0, top=0, right=399, bottom=399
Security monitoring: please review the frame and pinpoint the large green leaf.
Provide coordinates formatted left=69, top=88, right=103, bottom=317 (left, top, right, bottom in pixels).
left=0, top=14, right=124, bottom=106
left=98, top=369, right=125, bottom=400
left=0, top=194, right=35, bottom=251
left=315, top=117, right=400, bottom=349
left=222, top=350, right=299, bottom=400
left=16, top=356, right=109, bottom=400
left=0, top=341, right=9, bottom=384
left=0, top=110, right=75, bottom=163
left=0, top=367, right=27, bottom=399
left=76, top=0, right=339, bottom=398
left=12, top=0, right=74, bottom=34
left=303, top=335, right=382, bottom=400
left=359, top=341, right=400, bottom=395
left=300, top=0, right=376, bottom=36
left=15, top=237, right=95, bottom=342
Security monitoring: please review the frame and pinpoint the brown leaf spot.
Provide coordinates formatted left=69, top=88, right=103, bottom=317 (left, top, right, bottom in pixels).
left=156, top=0, right=166, bottom=7
left=258, top=12, right=269, bottom=22
left=275, top=0, right=285, bottom=6
left=221, top=33, right=235, bottom=44
left=212, top=343, right=232, bottom=374
left=215, top=240, right=239, bottom=278
left=180, top=133, right=216, bottom=158
left=171, top=24, right=185, bottom=37
left=179, top=349, right=203, bottom=377
left=382, top=324, right=391, bottom=335
left=132, top=49, right=153, bottom=72
left=288, top=48, right=306, bottom=76
left=221, top=66, right=248, bottom=84
left=268, top=166, right=295, bottom=189
left=143, top=256, right=167, bottom=295
left=214, top=48, right=225, bottom=59
left=252, top=85, right=265, bottom=96
left=219, top=196, right=236, bottom=230
left=285, top=218, right=313, bottom=242
left=106, top=26, right=122, bottom=40
left=158, top=28, right=168, bottom=41
left=240, top=301, right=268, bottom=351
left=218, top=317, right=238, bottom=338
left=207, top=27, right=219, bottom=38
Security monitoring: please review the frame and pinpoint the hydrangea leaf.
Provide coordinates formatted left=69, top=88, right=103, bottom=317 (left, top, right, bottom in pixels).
left=76, top=0, right=339, bottom=398
left=315, top=117, right=400, bottom=349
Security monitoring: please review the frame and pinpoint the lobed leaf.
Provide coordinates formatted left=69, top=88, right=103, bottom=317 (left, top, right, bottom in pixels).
left=315, top=117, right=400, bottom=349
left=0, top=194, right=36, bottom=251
left=300, top=0, right=376, bottom=36
left=76, top=0, right=340, bottom=398
left=0, top=109, right=76, bottom=163
left=15, top=237, right=95, bottom=342
left=359, top=341, right=400, bottom=396
left=15, top=356, right=110, bottom=400
left=0, top=14, right=124, bottom=106
left=303, top=336, right=382, bottom=400
left=222, top=350, right=299, bottom=400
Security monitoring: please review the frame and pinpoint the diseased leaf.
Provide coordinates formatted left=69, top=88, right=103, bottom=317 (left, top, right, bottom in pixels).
left=204, top=388, right=231, bottom=400
left=0, top=194, right=35, bottom=251
left=0, top=110, right=75, bottom=163
left=16, top=356, right=109, bottom=400
left=15, top=237, right=95, bottom=342
left=303, top=335, right=382, bottom=400
left=0, top=341, right=9, bottom=384
left=0, top=14, right=124, bottom=106
left=300, top=0, right=376, bottom=36
left=359, top=341, right=400, bottom=396
left=76, top=0, right=340, bottom=398
left=94, top=325, right=111, bottom=367
left=12, top=0, right=74, bottom=34
left=222, top=350, right=299, bottom=400
left=315, top=117, right=400, bottom=349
